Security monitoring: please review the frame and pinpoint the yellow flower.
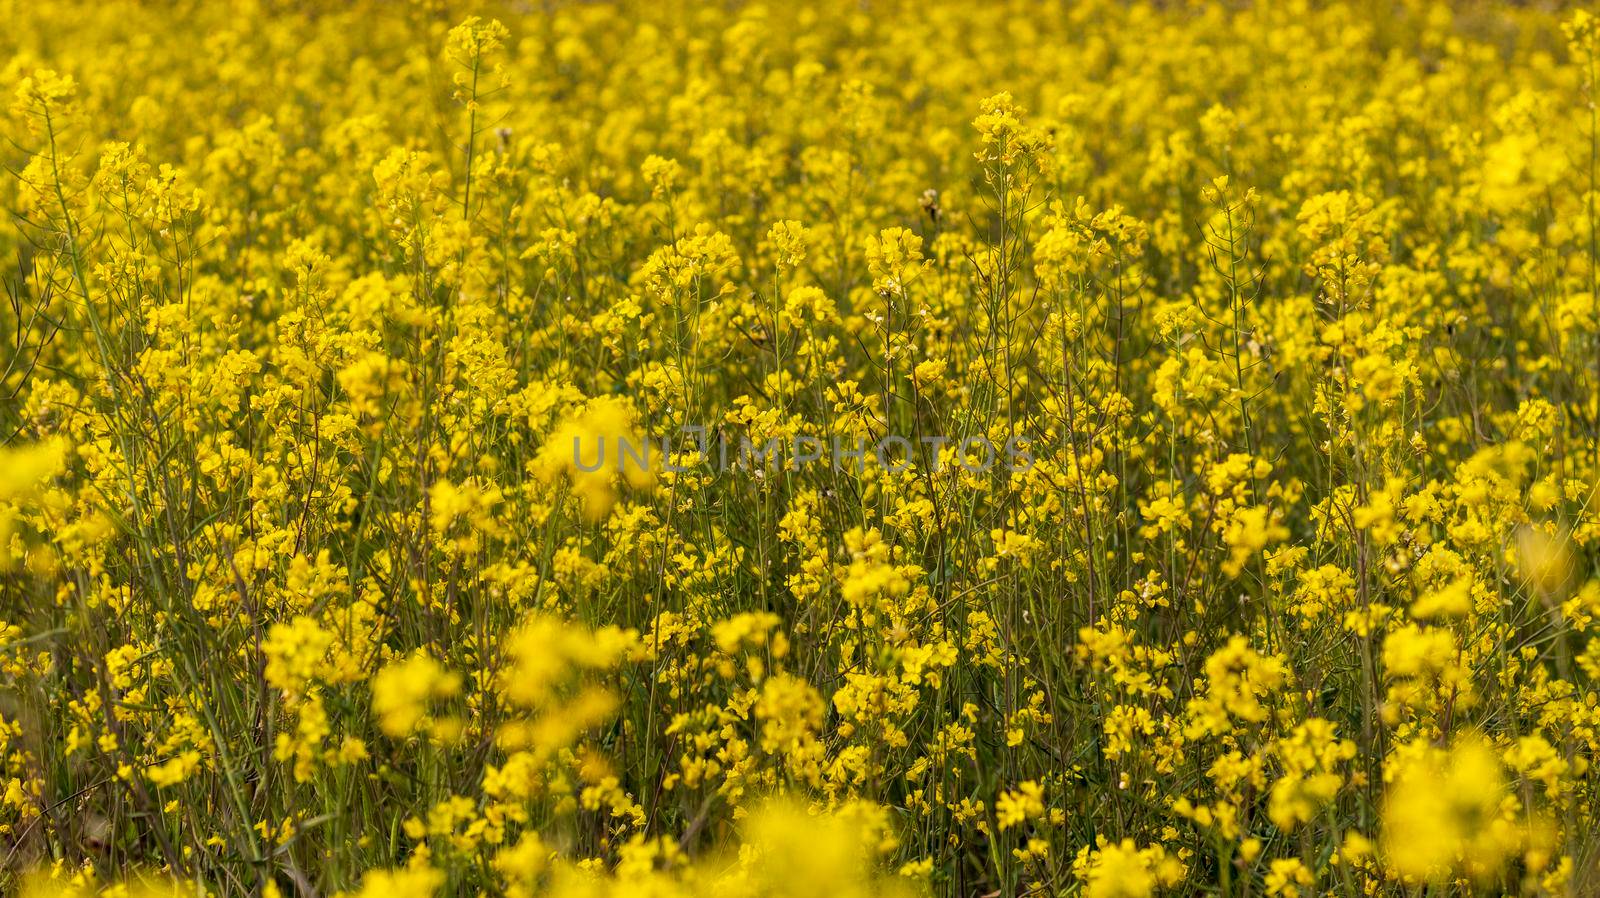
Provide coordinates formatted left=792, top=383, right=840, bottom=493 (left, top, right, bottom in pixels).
left=262, top=616, right=332, bottom=696
left=0, top=439, right=66, bottom=502
left=1382, top=738, right=1517, bottom=882
left=1264, top=858, right=1313, bottom=897
left=1080, top=839, right=1184, bottom=898
left=536, top=396, right=656, bottom=521
left=996, top=781, right=1045, bottom=830
left=371, top=653, right=462, bottom=741
left=348, top=865, right=443, bottom=898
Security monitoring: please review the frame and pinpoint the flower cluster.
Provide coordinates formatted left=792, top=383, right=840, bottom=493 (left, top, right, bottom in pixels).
left=2, top=1, right=1600, bottom=897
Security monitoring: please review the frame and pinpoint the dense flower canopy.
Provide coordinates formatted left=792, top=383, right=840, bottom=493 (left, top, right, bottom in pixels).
left=2, top=1, right=1600, bottom=896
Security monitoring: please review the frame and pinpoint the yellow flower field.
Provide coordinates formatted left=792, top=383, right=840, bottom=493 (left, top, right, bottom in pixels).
left=2, top=0, right=1599, bottom=895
